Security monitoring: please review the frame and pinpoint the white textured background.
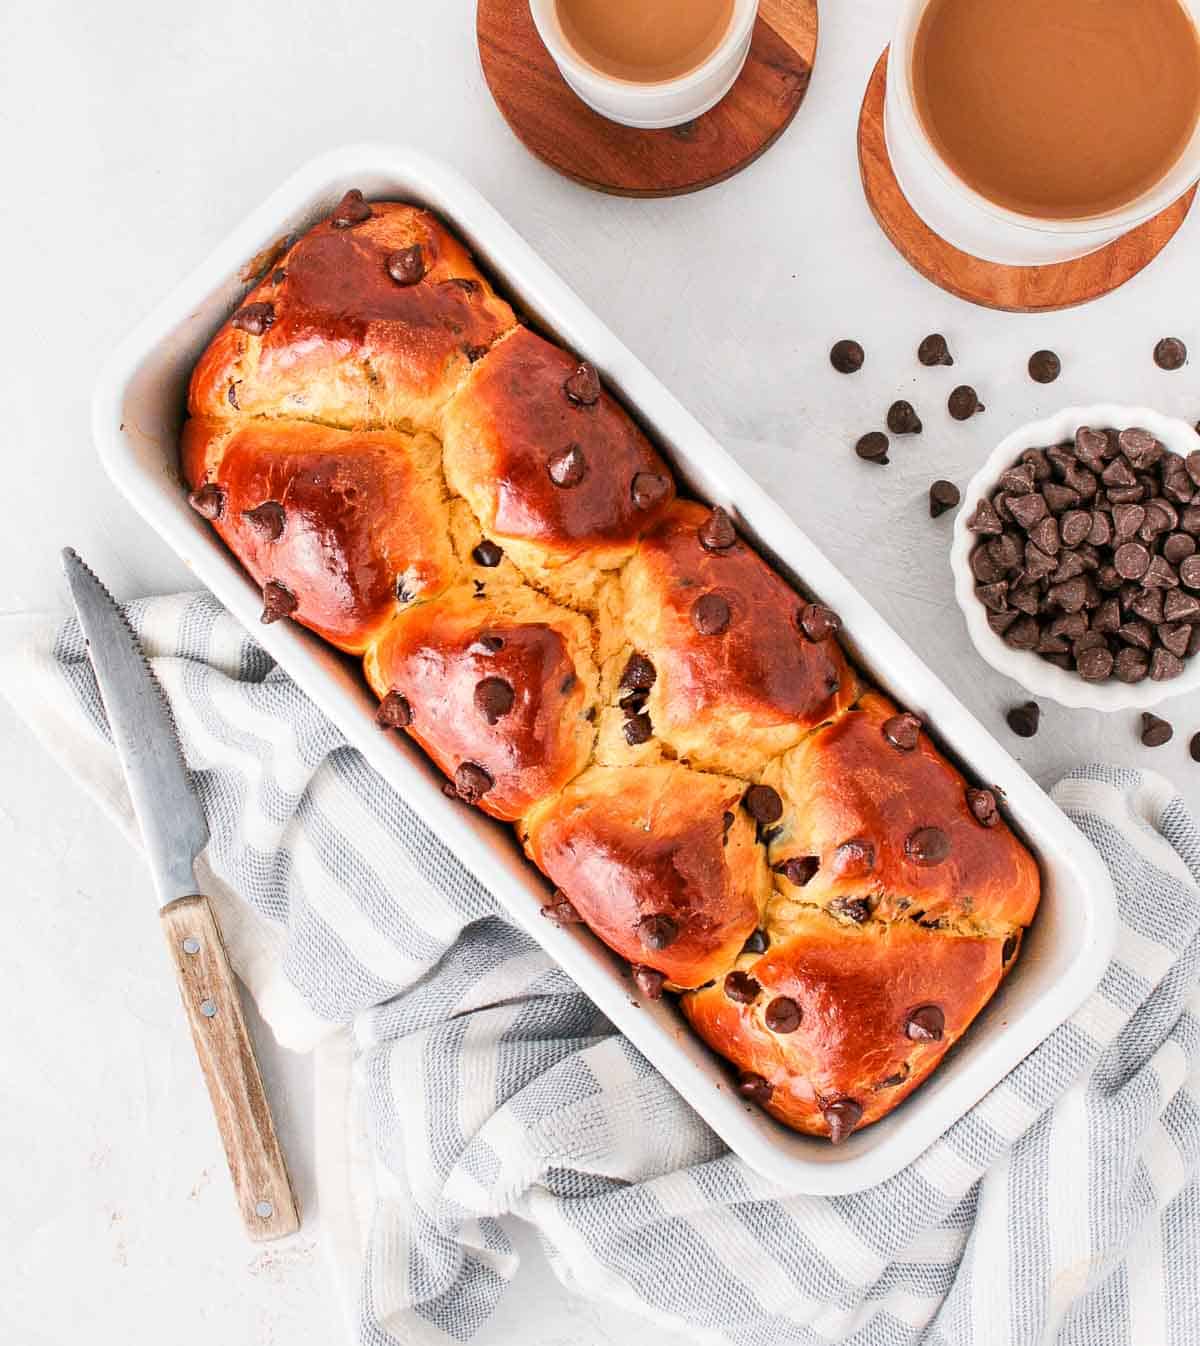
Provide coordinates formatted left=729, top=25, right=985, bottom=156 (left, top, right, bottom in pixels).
left=3, top=2, right=1200, bottom=1342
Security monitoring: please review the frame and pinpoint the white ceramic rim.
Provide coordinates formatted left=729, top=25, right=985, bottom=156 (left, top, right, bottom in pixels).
left=952, top=405, right=1200, bottom=712
left=92, top=144, right=1116, bottom=1193
left=890, top=0, right=1200, bottom=238
left=529, top=0, right=758, bottom=100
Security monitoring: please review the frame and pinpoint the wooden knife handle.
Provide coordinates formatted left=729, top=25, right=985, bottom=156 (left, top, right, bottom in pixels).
left=161, top=894, right=301, bottom=1241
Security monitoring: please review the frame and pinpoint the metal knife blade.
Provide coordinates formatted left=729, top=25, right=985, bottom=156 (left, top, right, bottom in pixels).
left=61, top=548, right=209, bottom=906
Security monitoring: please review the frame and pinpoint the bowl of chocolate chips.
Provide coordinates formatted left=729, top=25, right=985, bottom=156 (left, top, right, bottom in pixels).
left=952, top=406, right=1200, bottom=710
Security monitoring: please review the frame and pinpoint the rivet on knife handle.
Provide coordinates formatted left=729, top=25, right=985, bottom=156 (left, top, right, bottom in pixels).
left=162, top=893, right=300, bottom=1241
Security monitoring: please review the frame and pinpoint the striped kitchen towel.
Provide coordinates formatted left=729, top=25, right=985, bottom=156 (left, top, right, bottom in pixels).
left=1, top=590, right=1197, bottom=1346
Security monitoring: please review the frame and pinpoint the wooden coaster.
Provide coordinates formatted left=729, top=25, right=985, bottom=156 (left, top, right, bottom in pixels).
left=858, top=49, right=1196, bottom=313
left=477, top=0, right=817, bottom=198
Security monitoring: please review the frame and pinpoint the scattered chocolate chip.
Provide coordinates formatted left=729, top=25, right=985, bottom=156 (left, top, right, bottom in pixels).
left=472, top=539, right=503, bottom=568
left=877, top=1066, right=911, bottom=1090
left=242, top=500, right=286, bottom=541
left=691, top=592, right=731, bottom=636
left=774, top=855, right=819, bottom=886
left=741, top=928, right=768, bottom=955
left=637, top=913, right=678, bottom=951
left=1114, top=542, right=1151, bottom=579
left=905, top=1004, right=945, bottom=1042
left=743, top=785, right=783, bottom=825
left=918, top=333, right=953, bottom=367
left=966, top=788, right=1000, bottom=828
left=454, top=762, right=493, bottom=803
left=227, top=382, right=239, bottom=408
left=1000, top=934, right=1019, bottom=965
left=948, top=386, right=983, bottom=420
left=231, top=302, right=275, bottom=335
left=906, top=826, right=951, bottom=867
left=1028, top=350, right=1061, bottom=384
left=623, top=713, right=653, bottom=746
left=1154, top=337, right=1188, bottom=371
left=620, top=653, right=656, bottom=692
left=386, top=245, right=426, bottom=285
left=376, top=691, right=413, bottom=731
left=547, top=444, right=587, bottom=487
left=563, top=361, right=601, bottom=406
left=330, top=188, right=372, bottom=228
left=930, top=480, right=961, bottom=518
left=1164, top=532, right=1197, bottom=565
left=627, top=964, right=664, bottom=1000
left=1191, top=732, right=1200, bottom=762
left=856, top=431, right=889, bottom=464
left=822, top=1097, right=863, bottom=1145
left=798, top=603, right=841, bottom=642
left=1007, top=702, right=1040, bottom=737
left=631, top=472, right=670, bottom=511
left=1140, top=712, right=1174, bottom=747
left=882, top=712, right=922, bottom=751
left=736, top=1071, right=773, bottom=1104
left=724, top=970, right=761, bottom=1004
left=888, top=400, right=923, bottom=434
left=765, top=996, right=802, bottom=1034
left=474, top=677, right=515, bottom=726
left=830, top=339, right=864, bottom=374
left=698, top=506, right=737, bottom=552
left=188, top=484, right=225, bottom=520
left=260, top=580, right=297, bottom=625
left=541, top=890, right=584, bottom=925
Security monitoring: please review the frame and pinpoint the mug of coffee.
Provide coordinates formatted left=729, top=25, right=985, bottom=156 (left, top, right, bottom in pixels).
left=886, top=0, right=1200, bottom=265
left=529, top=0, right=759, bottom=129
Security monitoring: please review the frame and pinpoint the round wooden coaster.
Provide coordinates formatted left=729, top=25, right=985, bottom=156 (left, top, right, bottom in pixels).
left=477, top=0, right=817, bottom=198
left=857, top=49, right=1196, bottom=313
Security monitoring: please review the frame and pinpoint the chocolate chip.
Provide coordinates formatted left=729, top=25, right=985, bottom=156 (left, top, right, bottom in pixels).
left=1077, top=645, right=1114, bottom=681
left=765, top=997, right=802, bottom=1034
left=877, top=1066, right=911, bottom=1090
left=743, top=785, right=783, bottom=824
left=1043, top=481, right=1083, bottom=514
left=637, top=913, right=678, bottom=951
left=623, top=713, right=653, bottom=746
left=620, top=653, right=656, bottom=691
left=1130, top=588, right=1166, bottom=623
left=833, top=838, right=875, bottom=877
left=905, top=1004, right=945, bottom=1041
left=227, top=382, right=239, bottom=408
left=888, top=400, right=923, bottom=434
left=1001, top=934, right=1019, bottom=965
left=1007, top=702, right=1040, bottom=737
left=472, top=539, right=503, bottom=568
left=1165, top=589, right=1200, bottom=621
left=998, top=464, right=1036, bottom=497
left=1028, top=350, right=1061, bottom=383
left=948, top=385, right=983, bottom=420
left=386, top=245, right=426, bottom=286
left=1154, top=337, right=1188, bottom=371
left=1047, top=576, right=1089, bottom=613
left=231, top=301, right=275, bottom=335
left=631, top=472, right=670, bottom=511
left=967, top=498, right=1004, bottom=535
left=798, top=603, right=841, bottom=642
left=830, top=339, right=864, bottom=373
left=547, top=444, right=587, bottom=487
left=1140, top=712, right=1174, bottom=747
left=242, top=500, right=286, bottom=541
left=1159, top=623, right=1193, bottom=659
left=906, top=826, right=950, bottom=867
left=1114, top=542, right=1151, bottom=580
left=831, top=896, right=872, bottom=923
left=1024, top=542, right=1058, bottom=579
left=632, top=965, right=665, bottom=1000
left=1143, top=556, right=1180, bottom=589
left=1093, top=598, right=1121, bottom=634
left=188, top=483, right=225, bottom=519
left=272, top=269, right=286, bottom=285
left=1009, top=493, right=1048, bottom=529
left=1115, top=647, right=1151, bottom=683
left=541, top=891, right=584, bottom=925
left=961, top=788, right=999, bottom=831
left=1181, top=555, right=1200, bottom=589
left=619, top=689, right=647, bottom=714
left=1192, top=732, right=1200, bottom=762
left=1150, top=648, right=1185, bottom=681
left=474, top=677, right=515, bottom=726
left=454, top=762, right=494, bottom=803
left=976, top=582, right=1009, bottom=614
left=821, top=1097, right=863, bottom=1145
left=563, top=362, right=601, bottom=406
left=473, top=633, right=505, bottom=654
left=330, top=188, right=372, bottom=228
left=1075, top=427, right=1108, bottom=468
left=882, top=712, right=922, bottom=751
left=691, top=592, right=731, bottom=635
left=1004, top=616, right=1041, bottom=649
left=775, top=855, right=819, bottom=886
left=698, top=506, right=737, bottom=551
left=376, top=691, right=413, bottom=730
left=1164, top=532, right=1197, bottom=565
left=856, top=431, right=889, bottom=464
left=260, top=580, right=297, bottom=625
left=918, top=333, right=953, bottom=366
left=741, top=928, right=769, bottom=955
left=736, top=1071, right=773, bottom=1104
left=929, top=480, right=960, bottom=518
left=724, top=971, right=761, bottom=1004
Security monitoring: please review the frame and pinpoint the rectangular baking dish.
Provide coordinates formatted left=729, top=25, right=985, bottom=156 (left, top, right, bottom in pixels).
left=92, top=145, right=1116, bottom=1194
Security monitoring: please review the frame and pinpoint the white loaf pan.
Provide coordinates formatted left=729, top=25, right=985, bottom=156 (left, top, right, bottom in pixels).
left=92, top=145, right=1116, bottom=1194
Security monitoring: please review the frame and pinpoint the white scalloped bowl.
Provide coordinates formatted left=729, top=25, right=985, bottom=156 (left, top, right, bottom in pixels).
left=952, top=405, right=1200, bottom=712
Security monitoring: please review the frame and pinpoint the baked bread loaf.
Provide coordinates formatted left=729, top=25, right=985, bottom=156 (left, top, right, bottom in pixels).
left=183, top=189, right=1041, bottom=1144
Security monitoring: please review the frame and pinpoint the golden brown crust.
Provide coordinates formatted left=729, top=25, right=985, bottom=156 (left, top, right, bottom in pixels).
left=181, top=416, right=454, bottom=652
left=523, top=764, right=769, bottom=988
left=761, top=691, right=1041, bottom=933
left=441, top=327, right=676, bottom=606
left=681, top=908, right=1012, bottom=1138
left=620, top=501, right=857, bottom=776
left=188, top=203, right=516, bottom=430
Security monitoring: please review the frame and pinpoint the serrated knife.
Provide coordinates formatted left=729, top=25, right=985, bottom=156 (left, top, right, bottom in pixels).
left=62, top=548, right=300, bottom=1242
